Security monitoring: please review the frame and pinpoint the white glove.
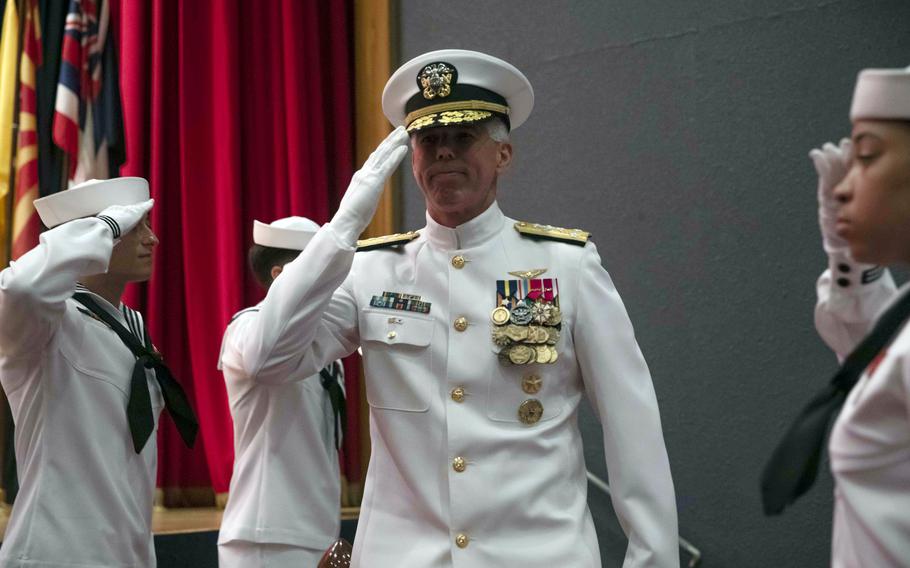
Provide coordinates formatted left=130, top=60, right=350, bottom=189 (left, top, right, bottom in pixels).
left=96, top=198, right=154, bottom=239
left=329, top=126, right=409, bottom=245
left=809, top=139, right=851, bottom=253
left=809, top=139, right=884, bottom=288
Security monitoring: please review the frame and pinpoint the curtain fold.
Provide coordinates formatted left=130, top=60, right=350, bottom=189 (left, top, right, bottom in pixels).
left=112, top=0, right=355, bottom=500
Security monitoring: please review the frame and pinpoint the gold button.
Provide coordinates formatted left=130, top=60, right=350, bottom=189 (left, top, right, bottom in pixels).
left=518, top=399, right=544, bottom=425
left=451, top=255, right=466, bottom=269
left=387, top=331, right=397, bottom=339
left=455, top=533, right=469, bottom=548
left=451, top=387, right=465, bottom=403
left=453, top=317, right=468, bottom=332
left=452, top=456, right=466, bottom=472
left=522, top=375, right=542, bottom=394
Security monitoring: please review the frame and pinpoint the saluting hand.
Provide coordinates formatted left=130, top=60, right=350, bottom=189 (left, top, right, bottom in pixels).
left=809, top=138, right=852, bottom=253
left=330, top=126, right=410, bottom=246
left=96, top=199, right=155, bottom=240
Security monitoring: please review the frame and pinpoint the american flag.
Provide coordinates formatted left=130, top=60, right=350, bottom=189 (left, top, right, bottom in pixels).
left=11, top=0, right=42, bottom=259
left=52, top=0, right=110, bottom=183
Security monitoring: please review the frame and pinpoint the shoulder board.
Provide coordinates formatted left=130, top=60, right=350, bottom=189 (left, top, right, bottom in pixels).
left=356, top=231, right=420, bottom=252
left=230, top=307, right=260, bottom=324
left=514, top=221, right=589, bottom=246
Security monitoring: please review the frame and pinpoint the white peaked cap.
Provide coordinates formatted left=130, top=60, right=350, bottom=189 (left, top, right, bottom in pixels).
left=34, top=177, right=150, bottom=229
left=383, top=49, right=534, bottom=132
left=850, top=65, right=910, bottom=120
left=253, top=216, right=321, bottom=250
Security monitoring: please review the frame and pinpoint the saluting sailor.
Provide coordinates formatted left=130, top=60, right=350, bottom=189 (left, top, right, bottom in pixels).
left=256, top=49, right=679, bottom=567
left=0, top=177, right=197, bottom=568
left=218, top=216, right=347, bottom=568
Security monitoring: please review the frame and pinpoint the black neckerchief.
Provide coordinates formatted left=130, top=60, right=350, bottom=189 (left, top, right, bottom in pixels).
left=73, top=291, right=198, bottom=454
left=761, top=285, right=910, bottom=515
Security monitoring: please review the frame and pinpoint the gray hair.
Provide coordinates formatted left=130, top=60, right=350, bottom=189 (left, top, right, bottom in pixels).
left=484, top=117, right=511, bottom=143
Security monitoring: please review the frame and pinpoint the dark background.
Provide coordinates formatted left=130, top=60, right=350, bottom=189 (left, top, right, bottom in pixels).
left=394, top=1, right=910, bottom=566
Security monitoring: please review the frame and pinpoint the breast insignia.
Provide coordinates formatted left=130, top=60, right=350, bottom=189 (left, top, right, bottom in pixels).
left=355, top=231, right=420, bottom=252
left=513, top=222, right=589, bottom=246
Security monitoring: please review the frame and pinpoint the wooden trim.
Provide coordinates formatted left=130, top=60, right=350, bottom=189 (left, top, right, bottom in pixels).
left=355, top=0, right=398, bottom=238
left=353, top=0, right=396, bottom=501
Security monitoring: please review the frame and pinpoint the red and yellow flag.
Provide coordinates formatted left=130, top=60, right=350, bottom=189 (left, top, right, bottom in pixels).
left=11, top=0, right=41, bottom=260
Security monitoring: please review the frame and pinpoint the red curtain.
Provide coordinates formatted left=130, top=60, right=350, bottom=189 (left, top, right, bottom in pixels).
left=109, top=0, right=357, bottom=498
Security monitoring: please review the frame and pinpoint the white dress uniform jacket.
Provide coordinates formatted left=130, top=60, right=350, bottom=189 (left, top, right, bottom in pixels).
left=250, top=201, right=678, bottom=567
left=0, top=218, right=163, bottom=568
left=816, top=266, right=910, bottom=567
left=217, top=304, right=342, bottom=557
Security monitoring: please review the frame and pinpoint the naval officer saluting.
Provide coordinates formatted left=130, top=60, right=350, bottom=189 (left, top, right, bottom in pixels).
left=218, top=216, right=347, bottom=568
left=0, top=178, right=197, bottom=568
left=249, top=50, right=679, bottom=567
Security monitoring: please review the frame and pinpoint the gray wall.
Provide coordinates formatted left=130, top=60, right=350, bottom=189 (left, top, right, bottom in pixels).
left=393, top=1, right=910, bottom=566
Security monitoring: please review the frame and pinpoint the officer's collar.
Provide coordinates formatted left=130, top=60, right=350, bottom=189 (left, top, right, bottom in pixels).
left=423, top=201, right=504, bottom=250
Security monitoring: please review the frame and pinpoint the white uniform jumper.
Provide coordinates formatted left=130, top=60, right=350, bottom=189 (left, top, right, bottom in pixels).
left=258, top=201, right=678, bottom=567
left=0, top=218, right=163, bottom=568
left=218, top=302, right=343, bottom=567
left=816, top=264, right=910, bottom=567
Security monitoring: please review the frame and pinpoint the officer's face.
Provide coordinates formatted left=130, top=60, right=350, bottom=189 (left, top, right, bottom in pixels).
left=834, top=120, right=910, bottom=265
left=107, top=213, right=159, bottom=282
left=410, top=123, right=512, bottom=227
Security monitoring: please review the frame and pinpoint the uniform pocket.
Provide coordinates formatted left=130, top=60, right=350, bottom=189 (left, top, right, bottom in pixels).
left=485, top=364, right=565, bottom=424
left=360, top=309, right=434, bottom=412
left=59, top=312, right=135, bottom=397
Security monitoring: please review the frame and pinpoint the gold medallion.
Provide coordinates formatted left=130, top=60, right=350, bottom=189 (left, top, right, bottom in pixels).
left=508, top=344, right=534, bottom=365
left=522, top=374, right=542, bottom=394
left=505, top=324, right=529, bottom=342
left=518, top=399, right=544, bottom=425
left=491, top=306, right=511, bottom=326
left=546, top=306, right=562, bottom=326
left=535, top=345, right=551, bottom=364
left=491, top=329, right=512, bottom=347
left=548, top=346, right=559, bottom=364
left=546, top=327, right=560, bottom=345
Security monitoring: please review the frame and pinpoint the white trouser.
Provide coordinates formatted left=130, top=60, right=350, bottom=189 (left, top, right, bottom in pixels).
left=218, top=541, right=324, bottom=568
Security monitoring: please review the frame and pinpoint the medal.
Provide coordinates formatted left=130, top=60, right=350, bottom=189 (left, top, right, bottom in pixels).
left=535, top=345, right=551, bottom=364
left=510, top=302, right=533, bottom=326
left=490, top=305, right=511, bottom=326
left=548, top=346, right=558, bottom=363
left=546, top=327, right=560, bottom=345
left=545, top=305, right=562, bottom=326
left=505, top=324, right=529, bottom=342
left=522, top=374, right=542, bottom=394
left=518, top=399, right=544, bottom=425
left=491, top=329, right=512, bottom=347
left=530, top=301, right=554, bottom=325
left=508, top=344, right=534, bottom=365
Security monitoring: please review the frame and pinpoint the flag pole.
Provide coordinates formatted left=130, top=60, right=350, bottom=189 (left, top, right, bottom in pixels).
left=4, top=0, right=27, bottom=261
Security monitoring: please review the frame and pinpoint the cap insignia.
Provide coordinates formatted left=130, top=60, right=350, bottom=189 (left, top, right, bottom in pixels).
left=418, top=62, right=456, bottom=100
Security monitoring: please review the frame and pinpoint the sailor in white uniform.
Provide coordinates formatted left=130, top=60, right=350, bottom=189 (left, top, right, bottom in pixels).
left=218, top=217, right=347, bottom=568
left=0, top=177, right=197, bottom=568
left=811, top=66, right=910, bottom=567
left=247, top=50, right=679, bottom=567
